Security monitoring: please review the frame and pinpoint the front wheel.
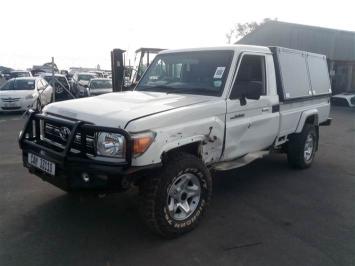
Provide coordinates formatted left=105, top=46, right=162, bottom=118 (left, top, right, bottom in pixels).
left=139, top=152, right=212, bottom=238
left=287, top=124, right=318, bottom=169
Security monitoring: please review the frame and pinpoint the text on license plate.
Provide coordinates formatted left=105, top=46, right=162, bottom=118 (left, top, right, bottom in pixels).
left=28, top=153, right=56, bottom=176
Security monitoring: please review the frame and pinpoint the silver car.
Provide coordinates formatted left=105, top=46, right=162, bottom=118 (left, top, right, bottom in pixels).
left=88, top=78, right=113, bottom=96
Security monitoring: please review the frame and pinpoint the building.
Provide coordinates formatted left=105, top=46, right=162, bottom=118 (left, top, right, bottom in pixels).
left=237, top=21, right=355, bottom=94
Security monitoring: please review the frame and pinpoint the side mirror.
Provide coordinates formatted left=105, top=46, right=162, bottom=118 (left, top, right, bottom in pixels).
left=231, top=81, right=263, bottom=105
left=239, top=95, right=247, bottom=106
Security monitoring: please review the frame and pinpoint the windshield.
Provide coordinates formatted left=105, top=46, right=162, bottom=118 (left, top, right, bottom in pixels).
left=0, top=79, right=35, bottom=91
left=43, top=76, right=69, bottom=89
left=78, top=74, right=95, bottom=81
left=135, top=50, right=234, bottom=96
left=90, top=79, right=112, bottom=89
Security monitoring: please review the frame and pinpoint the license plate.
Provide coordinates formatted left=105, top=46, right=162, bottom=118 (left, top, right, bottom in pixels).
left=28, top=153, right=55, bottom=176
left=4, top=102, right=17, bottom=108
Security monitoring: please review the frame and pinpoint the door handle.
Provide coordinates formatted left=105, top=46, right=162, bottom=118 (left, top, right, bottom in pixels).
left=262, top=107, right=269, bottom=112
left=230, top=113, right=245, bottom=120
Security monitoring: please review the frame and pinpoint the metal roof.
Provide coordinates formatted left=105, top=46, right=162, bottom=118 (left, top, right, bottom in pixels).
left=237, top=21, right=355, bottom=61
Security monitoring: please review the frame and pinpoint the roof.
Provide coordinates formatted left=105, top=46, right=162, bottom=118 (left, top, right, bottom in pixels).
left=12, top=77, right=37, bottom=80
left=90, top=78, right=111, bottom=81
left=11, top=70, right=30, bottom=73
left=160, top=45, right=271, bottom=54
left=40, top=73, right=65, bottom=77
left=237, top=21, right=355, bottom=61
left=135, top=48, right=165, bottom=53
left=77, top=72, right=97, bottom=76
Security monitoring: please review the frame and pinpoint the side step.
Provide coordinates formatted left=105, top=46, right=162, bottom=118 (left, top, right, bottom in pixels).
left=212, top=150, right=270, bottom=171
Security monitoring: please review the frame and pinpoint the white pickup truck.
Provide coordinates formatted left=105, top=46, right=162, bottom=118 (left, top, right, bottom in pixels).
left=19, top=45, right=332, bottom=238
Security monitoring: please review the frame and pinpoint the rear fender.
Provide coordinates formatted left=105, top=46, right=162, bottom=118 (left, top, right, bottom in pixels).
left=295, top=109, right=318, bottom=133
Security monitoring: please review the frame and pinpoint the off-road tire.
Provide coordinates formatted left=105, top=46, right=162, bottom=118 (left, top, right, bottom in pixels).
left=139, top=152, right=212, bottom=238
left=287, top=124, right=317, bottom=169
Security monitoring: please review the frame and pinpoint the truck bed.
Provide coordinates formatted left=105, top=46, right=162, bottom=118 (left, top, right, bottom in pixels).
left=270, top=47, right=332, bottom=137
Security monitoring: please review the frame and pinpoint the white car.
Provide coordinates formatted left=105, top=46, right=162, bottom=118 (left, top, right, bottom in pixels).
left=331, top=92, right=355, bottom=107
left=20, top=45, right=331, bottom=237
left=0, top=77, right=53, bottom=112
left=88, top=78, right=113, bottom=96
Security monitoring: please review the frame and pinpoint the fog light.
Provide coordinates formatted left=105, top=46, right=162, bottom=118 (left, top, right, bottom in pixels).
left=82, top=172, right=90, bottom=183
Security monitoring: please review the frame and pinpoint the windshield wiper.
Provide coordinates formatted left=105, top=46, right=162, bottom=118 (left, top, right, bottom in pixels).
left=166, top=87, right=216, bottom=95
left=137, top=85, right=176, bottom=92
left=137, top=85, right=218, bottom=96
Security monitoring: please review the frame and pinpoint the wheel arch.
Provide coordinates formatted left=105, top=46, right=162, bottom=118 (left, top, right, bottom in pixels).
left=295, top=110, right=319, bottom=133
left=162, top=141, right=203, bottom=163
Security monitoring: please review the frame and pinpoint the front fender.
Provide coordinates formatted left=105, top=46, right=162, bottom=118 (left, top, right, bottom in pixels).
left=132, top=123, right=224, bottom=167
left=160, top=135, right=206, bottom=154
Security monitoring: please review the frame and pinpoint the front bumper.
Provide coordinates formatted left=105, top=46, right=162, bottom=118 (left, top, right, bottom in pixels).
left=0, top=99, right=32, bottom=112
left=19, top=110, right=133, bottom=192
left=23, top=151, right=128, bottom=192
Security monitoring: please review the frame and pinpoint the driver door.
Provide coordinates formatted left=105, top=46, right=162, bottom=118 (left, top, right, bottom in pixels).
left=223, top=53, right=279, bottom=160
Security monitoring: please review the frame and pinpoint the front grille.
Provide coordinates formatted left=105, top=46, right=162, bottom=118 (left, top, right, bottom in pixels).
left=19, top=112, right=131, bottom=166
left=43, top=121, right=96, bottom=155
left=1, top=97, right=20, bottom=102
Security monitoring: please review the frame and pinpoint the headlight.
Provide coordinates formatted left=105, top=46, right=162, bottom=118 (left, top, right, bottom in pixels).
left=131, top=131, right=156, bottom=157
left=96, top=132, right=125, bottom=158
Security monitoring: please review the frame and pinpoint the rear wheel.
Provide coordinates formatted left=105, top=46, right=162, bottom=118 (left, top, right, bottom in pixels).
left=139, top=152, right=212, bottom=238
left=287, top=124, right=317, bottom=169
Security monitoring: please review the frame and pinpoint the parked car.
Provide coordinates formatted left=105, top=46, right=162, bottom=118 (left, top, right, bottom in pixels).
left=331, top=92, right=355, bottom=107
left=0, top=77, right=53, bottom=112
left=88, top=78, right=113, bottom=96
left=71, top=72, right=97, bottom=97
left=2, top=71, right=12, bottom=80
left=89, top=71, right=105, bottom=78
left=19, top=45, right=332, bottom=238
left=0, top=72, right=5, bottom=85
left=9, top=70, right=32, bottom=79
left=41, top=73, right=73, bottom=101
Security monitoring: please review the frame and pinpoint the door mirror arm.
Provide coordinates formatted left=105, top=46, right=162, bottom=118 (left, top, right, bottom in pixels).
left=239, top=94, right=247, bottom=106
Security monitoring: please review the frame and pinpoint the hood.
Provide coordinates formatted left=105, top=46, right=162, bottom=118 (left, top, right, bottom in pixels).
left=90, top=87, right=112, bottom=93
left=44, top=91, right=213, bottom=128
left=90, top=89, right=112, bottom=96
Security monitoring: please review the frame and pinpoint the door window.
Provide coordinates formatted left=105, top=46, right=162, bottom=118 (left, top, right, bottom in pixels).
left=230, top=54, right=266, bottom=100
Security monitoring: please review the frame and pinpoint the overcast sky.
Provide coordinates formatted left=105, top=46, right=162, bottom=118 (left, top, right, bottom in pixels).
left=1, top=0, right=355, bottom=70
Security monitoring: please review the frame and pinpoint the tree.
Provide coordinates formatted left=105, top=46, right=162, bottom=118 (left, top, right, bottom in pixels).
left=226, top=18, right=277, bottom=44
